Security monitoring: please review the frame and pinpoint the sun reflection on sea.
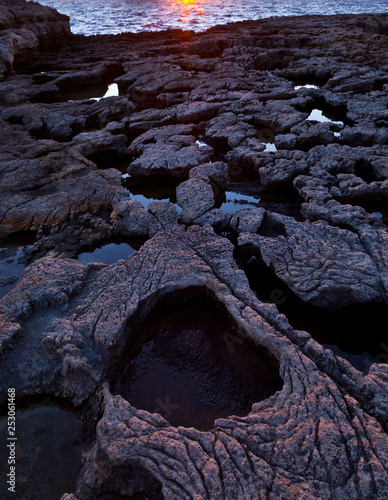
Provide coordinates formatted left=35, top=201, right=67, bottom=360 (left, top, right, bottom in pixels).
left=170, top=0, right=205, bottom=22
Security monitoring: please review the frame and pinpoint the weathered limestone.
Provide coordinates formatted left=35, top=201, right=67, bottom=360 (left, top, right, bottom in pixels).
left=177, top=162, right=228, bottom=223
left=237, top=210, right=388, bottom=309
left=128, top=124, right=213, bottom=178
left=1, top=226, right=388, bottom=499
left=0, top=3, right=388, bottom=498
left=0, top=0, right=70, bottom=79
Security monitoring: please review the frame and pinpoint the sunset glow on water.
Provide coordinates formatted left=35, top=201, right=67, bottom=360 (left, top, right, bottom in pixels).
left=37, top=0, right=387, bottom=35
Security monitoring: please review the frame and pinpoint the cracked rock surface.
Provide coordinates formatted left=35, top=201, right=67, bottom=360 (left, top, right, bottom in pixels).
left=0, top=2, right=388, bottom=499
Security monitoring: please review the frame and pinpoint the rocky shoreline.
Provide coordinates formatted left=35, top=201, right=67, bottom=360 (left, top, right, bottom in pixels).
left=0, top=1, right=388, bottom=498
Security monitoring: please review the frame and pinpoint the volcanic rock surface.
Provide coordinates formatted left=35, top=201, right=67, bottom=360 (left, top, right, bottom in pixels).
left=0, top=0, right=70, bottom=80
left=0, top=2, right=388, bottom=499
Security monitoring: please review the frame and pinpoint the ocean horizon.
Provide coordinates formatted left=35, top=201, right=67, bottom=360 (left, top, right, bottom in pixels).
left=37, top=0, right=388, bottom=35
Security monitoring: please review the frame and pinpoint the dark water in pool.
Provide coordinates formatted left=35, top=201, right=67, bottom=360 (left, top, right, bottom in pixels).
left=0, top=233, right=35, bottom=299
left=114, top=289, right=282, bottom=430
left=77, top=240, right=137, bottom=265
left=0, top=399, right=83, bottom=500
left=124, top=178, right=182, bottom=212
left=218, top=180, right=304, bottom=220
left=61, top=83, right=119, bottom=102
left=38, top=0, right=387, bottom=35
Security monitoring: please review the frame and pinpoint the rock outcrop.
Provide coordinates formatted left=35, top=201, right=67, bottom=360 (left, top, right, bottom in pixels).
left=0, top=0, right=70, bottom=80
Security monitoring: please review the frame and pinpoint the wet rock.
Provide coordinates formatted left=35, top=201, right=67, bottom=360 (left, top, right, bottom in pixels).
left=0, top=119, right=131, bottom=256
left=197, top=208, right=233, bottom=232
left=176, top=161, right=229, bottom=224
left=128, top=124, right=213, bottom=178
left=224, top=138, right=267, bottom=172
left=1, top=223, right=383, bottom=499
left=177, top=178, right=214, bottom=224
left=0, top=74, right=59, bottom=105
left=0, top=0, right=70, bottom=79
left=71, top=130, right=129, bottom=164
left=289, top=120, right=340, bottom=149
left=117, top=61, right=199, bottom=105
left=238, top=210, right=388, bottom=309
left=148, top=200, right=178, bottom=231
left=205, top=112, right=257, bottom=149
left=1, top=96, right=134, bottom=141
left=189, top=161, right=228, bottom=190
left=53, top=63, right=110, bottom=93
left=174, top=100, right=221, bottom=123
left=274, top=132, right=297, bottom=150
left=257, top=152, right=308, bottom=189
left=0, top=28, right=39, bottom=80
left=230, top=207, right=266, bottom=234
left=111, top=199, right=162, bottom=239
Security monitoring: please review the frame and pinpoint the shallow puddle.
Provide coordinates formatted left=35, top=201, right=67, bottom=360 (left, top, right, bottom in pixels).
left=61, top=82, right=119, bottom=102
left=125, top=178, right=182, bottom=212
left=93, top=83, right=119, bottom=101
left=0, top=233, right=35, bottom=299
left=307, top=108, right=344, bottom=127
left=77, top=240, right=137, bottom=265
left=362, top=204, right=388, bottom=226
left=371, top=209, right=388, bottom=225
left=294, top=84, right=319, bottom=90
left=219, top=181, right=304, bottom=219
left=256, top=128, right=278, bottom=152
left=0, top=398, right=83, bottom=500
left=195, top=140, right=209, bottom=148
left=244, top=261, right=385, bottom=373
left=264, top=143, right=277, bottom=152
left=220, top=191, right=260, bottom=212
left=113, top=289, right=282, bottom=430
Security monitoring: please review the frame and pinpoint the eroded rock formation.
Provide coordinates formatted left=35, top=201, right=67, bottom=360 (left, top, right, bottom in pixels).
left=0, top=0, right=70, bottom=80
left=0, top=2, right=388, bottom=498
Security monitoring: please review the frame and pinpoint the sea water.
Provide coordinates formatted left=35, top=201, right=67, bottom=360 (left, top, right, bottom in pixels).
left=37, top=0, right=387, bottom=35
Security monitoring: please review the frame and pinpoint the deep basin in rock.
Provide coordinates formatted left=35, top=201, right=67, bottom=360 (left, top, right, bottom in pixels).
left=244, top=261, right=385, bottom=372
left=113, top=288, right=282, bottom=430
left=0, top=398, right=83, bottom=500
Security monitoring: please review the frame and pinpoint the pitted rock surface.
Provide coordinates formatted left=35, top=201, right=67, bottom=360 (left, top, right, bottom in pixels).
left=1, top=225, right=388, bottom=499
left=0, top=2, right=388, bottom=499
